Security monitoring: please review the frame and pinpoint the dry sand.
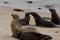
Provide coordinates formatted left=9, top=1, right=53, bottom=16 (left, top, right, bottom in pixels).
left=0, top=6, right=60, bottom=40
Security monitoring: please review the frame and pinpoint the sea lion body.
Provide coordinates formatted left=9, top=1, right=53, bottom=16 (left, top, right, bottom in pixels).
left=27, top=12, right=56, bottom=27
left=20, top=32, right=52, bottom=40
left=49, top=9, right=60, bottom=24
left=11, top=14, right=37, bottom=38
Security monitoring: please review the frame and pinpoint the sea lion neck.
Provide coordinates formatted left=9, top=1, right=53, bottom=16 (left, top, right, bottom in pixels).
left=49, top=9, right=59, bottom=24
left=25, top=13, right=29, bottom=17
left=28, top=12, right=42, bottom=19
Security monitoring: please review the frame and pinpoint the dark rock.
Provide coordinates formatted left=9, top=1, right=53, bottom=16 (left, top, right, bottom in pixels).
left=13, top=9, right=24, bottom=12
left=27, top=1, right=33, bottom=3
left=38, top=8, right=42, bottom=10
left=3, top=1, right=8, bottom=4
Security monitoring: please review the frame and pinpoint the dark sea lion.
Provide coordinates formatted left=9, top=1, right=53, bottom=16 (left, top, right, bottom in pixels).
left=19, top=13, right=30, bottom=25
left=11, top=14, right=37, bottom=38
left=49, top=9, right=60, bottom=24
left=26, top=12, right=57, bottom=27
left=20, top=32, right=52, bottom=40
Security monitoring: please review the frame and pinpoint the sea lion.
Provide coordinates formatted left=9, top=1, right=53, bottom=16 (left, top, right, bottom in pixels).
left=26, top=12, right=57, bottom=27
left=11, top=14, right=37, bottom=38
left=11, top=14, right=22, bottom=38
left=19, top=13, right=30, bottom=25
left=20, top=32, right=52, bottom=40
left=49, top=9, right=60, bottom=24
left=11, top=14, right=52, bottom=40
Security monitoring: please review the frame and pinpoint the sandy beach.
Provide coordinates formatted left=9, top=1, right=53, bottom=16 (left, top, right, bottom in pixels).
left=0, top=6, right=60, bottom=40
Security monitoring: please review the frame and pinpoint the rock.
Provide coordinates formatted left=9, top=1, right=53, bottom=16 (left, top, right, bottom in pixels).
left=3, top=1, right=8, bottom=4
left=38, top=8, right=42, bottom=10
left=13, top=8, right=24, bottom=12
left=27, top=1, right=33, bottom=4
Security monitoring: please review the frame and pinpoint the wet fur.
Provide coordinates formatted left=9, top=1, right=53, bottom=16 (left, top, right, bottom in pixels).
left=49, top=9, right=60, bottom=24
left=27, top=12, right=57, bottom=27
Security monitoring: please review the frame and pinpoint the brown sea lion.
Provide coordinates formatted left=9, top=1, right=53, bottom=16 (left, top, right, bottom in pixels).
left=20, top=32, right=52, bottom=40
left=26, top=12, right=57, bottom=27
left=11, top=14, right=22, bottom=38
left=11, top=14, right=37, bottom=38
left=19, top=13, right=30, bottom=25
left=49, top=9, right=60, bottom=24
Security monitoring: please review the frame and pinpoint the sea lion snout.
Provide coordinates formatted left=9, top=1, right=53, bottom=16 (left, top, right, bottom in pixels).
left=11, top=14, right=14, bottom=17
left=11, top=14, right=19, bottom=19
left=49, top=9, right=55, bottom=12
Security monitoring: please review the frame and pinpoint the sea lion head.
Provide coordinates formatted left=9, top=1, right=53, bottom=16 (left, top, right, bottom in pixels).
left=11, top=14, right=19, bottom=19
left=49, top=9, right=55, bottom=13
